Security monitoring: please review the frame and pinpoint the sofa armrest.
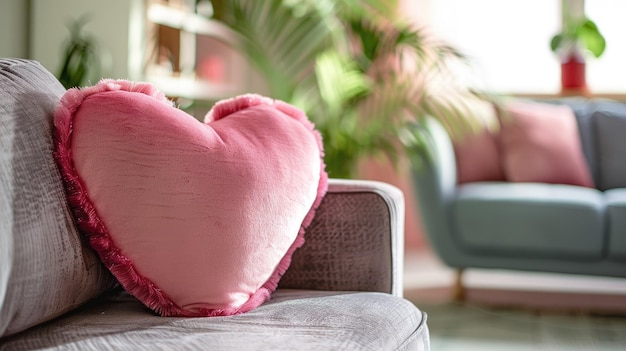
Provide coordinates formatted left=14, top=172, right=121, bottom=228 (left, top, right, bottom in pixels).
left=279, top=179, right=405, bottom=297
left=406, top=118, right=463, bottom=268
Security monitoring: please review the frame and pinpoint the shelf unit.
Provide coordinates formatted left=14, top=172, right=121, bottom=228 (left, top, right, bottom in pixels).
left=144, top=0, right=247, bottom=103
left=147, top=3, right=237, bottom=43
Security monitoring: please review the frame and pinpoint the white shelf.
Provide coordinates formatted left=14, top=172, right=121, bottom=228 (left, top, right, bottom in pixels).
left=147, top=3, right=239, bottom=44
left=145, top=73, right=242, bottom=101
left=144, top=2, right=247, bottom=102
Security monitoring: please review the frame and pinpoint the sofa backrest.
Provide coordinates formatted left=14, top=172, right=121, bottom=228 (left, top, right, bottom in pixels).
left=561, top=98, right=626, bottom=191
left=0, top=59, right=116, bottom=338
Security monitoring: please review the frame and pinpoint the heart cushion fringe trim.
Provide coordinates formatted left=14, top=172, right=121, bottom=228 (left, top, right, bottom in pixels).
left=53, top=79, right=328, bottom=317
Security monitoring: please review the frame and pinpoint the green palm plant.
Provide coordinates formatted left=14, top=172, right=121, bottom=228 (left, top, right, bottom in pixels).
left=214, top=0, right=488, bottom=178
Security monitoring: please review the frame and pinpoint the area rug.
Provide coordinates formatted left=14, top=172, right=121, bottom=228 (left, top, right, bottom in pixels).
left=416, top=301, right=626, bottom=351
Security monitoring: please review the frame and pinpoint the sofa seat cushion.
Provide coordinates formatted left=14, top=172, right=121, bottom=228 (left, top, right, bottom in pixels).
left=452, top=182, right=605, bottom=259
left=605, top=188, right=626, bottom=261
left=1, top=289, right=428, bottom=351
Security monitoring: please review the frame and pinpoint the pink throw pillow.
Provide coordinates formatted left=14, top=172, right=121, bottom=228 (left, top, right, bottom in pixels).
left=498, top=100, right=594, bottom=187
left=53, top=80, right=328, bottom=317
left=453, top=127, right=505, bottom=184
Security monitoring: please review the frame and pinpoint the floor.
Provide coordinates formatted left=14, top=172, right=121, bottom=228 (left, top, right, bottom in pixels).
left=403, top=249, right=626, bottom=350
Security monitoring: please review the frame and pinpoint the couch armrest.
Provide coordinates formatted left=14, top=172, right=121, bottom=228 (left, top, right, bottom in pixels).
left=279, top=179, right=405, bottom=297
left=406, top=118, right=463, bottom=268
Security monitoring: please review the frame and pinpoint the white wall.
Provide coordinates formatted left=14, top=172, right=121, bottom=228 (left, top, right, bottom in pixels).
left=30, top=0, right=144, bottom=81
left=0, top=0, right=29, bottom=58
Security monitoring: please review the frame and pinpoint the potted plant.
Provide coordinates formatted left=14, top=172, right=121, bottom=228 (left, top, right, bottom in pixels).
left=57, top=15, right=100, bottom=89
left=550, top=15, right=606, bottom=93
left=212, top=0, right=488, bottom=178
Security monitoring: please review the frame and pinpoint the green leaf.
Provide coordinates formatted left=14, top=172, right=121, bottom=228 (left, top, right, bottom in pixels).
left=550, top=34, right=564, bottom=53
left=216, top=0, right=489, bottom=178
left=315, top=50, right=371, bottom=115
left=550, top=17, right=606, bottom=58
left=57, top=15, right=98, bottom=89
left=577, top=19, right=606, bottom=58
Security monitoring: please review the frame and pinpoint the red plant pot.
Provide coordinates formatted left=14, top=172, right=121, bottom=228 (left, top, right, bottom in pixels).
left=559, top=45, right=589, bottom=96
left=561, top=57, right=586, bottom=89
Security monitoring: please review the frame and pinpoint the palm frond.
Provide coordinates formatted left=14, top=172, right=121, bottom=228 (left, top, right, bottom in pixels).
left=315, top=50, right=371, bottom=116
left=221, top=0, right=338, bottom=100
left=214, top=0, right=492, bottom=178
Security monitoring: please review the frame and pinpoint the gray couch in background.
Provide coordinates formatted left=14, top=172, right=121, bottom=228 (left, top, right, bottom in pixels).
left=0, top=59, right=428, bottom=350
left=410, top=97, right=626, bottom=286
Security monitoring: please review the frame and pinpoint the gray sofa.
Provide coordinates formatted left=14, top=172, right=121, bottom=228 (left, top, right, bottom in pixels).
left=409, top=97, right=626, bottom=284
left=0, top=59, right=429, bottom=350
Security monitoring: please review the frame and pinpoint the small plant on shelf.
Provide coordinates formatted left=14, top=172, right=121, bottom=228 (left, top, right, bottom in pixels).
left=57, top=15, right=100, bottom=89
left=550, top=16, right=606, bottom=59
left=550, top=14, right=606, bottom=92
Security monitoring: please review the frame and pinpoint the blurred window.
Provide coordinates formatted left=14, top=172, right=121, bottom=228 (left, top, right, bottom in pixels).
left=428, top=0, right=624, bottom=95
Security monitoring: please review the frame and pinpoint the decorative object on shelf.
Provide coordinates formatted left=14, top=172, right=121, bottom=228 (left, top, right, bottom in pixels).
left=57, top=15, right=100, bottom=89
left=212, top=0, right=491, bottom=178
left=550, top=11, right=606, bottom=95
left=197, top=56, right=224, bottom=81
left=144, top=1, right=242, bottom=102
left=196, top=0, right=214, bottom=18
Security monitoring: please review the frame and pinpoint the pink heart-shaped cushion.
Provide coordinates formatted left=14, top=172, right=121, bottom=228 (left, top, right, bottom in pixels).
left=53, top=80, right=327, bottom=317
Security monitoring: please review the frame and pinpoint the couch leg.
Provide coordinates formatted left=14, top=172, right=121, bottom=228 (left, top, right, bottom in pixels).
left=453, top=269, right=465, bottom=302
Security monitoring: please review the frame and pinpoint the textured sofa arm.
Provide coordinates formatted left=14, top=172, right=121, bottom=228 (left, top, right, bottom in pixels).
left=279, top=179, right=405, bottom=297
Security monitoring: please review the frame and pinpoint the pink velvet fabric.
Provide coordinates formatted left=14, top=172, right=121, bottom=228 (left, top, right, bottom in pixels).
left=498, top=100, right=594, bottom=187
left=452, top=102, right=505, bottom=184
left=453, top=127, right=505, bottom=184
left=53, top=80, right=328, bottom=317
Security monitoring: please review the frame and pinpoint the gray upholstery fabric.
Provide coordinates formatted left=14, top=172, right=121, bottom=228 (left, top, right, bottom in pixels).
left=1, top=289, right=428, bottom=351
left=593, top=102, right=626, bottom=191
left=0, top=59, right=116, bottom=337
left=452, top=182, right=605, bottom=259
left=281, top=179, right=405, bottom=297
left=605, top=188, right=626, bottom=260
left=281, top=182, right=398, bottom=295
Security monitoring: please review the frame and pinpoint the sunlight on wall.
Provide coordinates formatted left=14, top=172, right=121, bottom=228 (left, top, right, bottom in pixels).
left=30, top=0, right=137, bottom=80
left=586, top=0, right=626, bottom=93
left=0, top=0, right=29, bottom=58
left=422, top=0, right=625, bottom=95
left=428, top=0, right=561, bottom=94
